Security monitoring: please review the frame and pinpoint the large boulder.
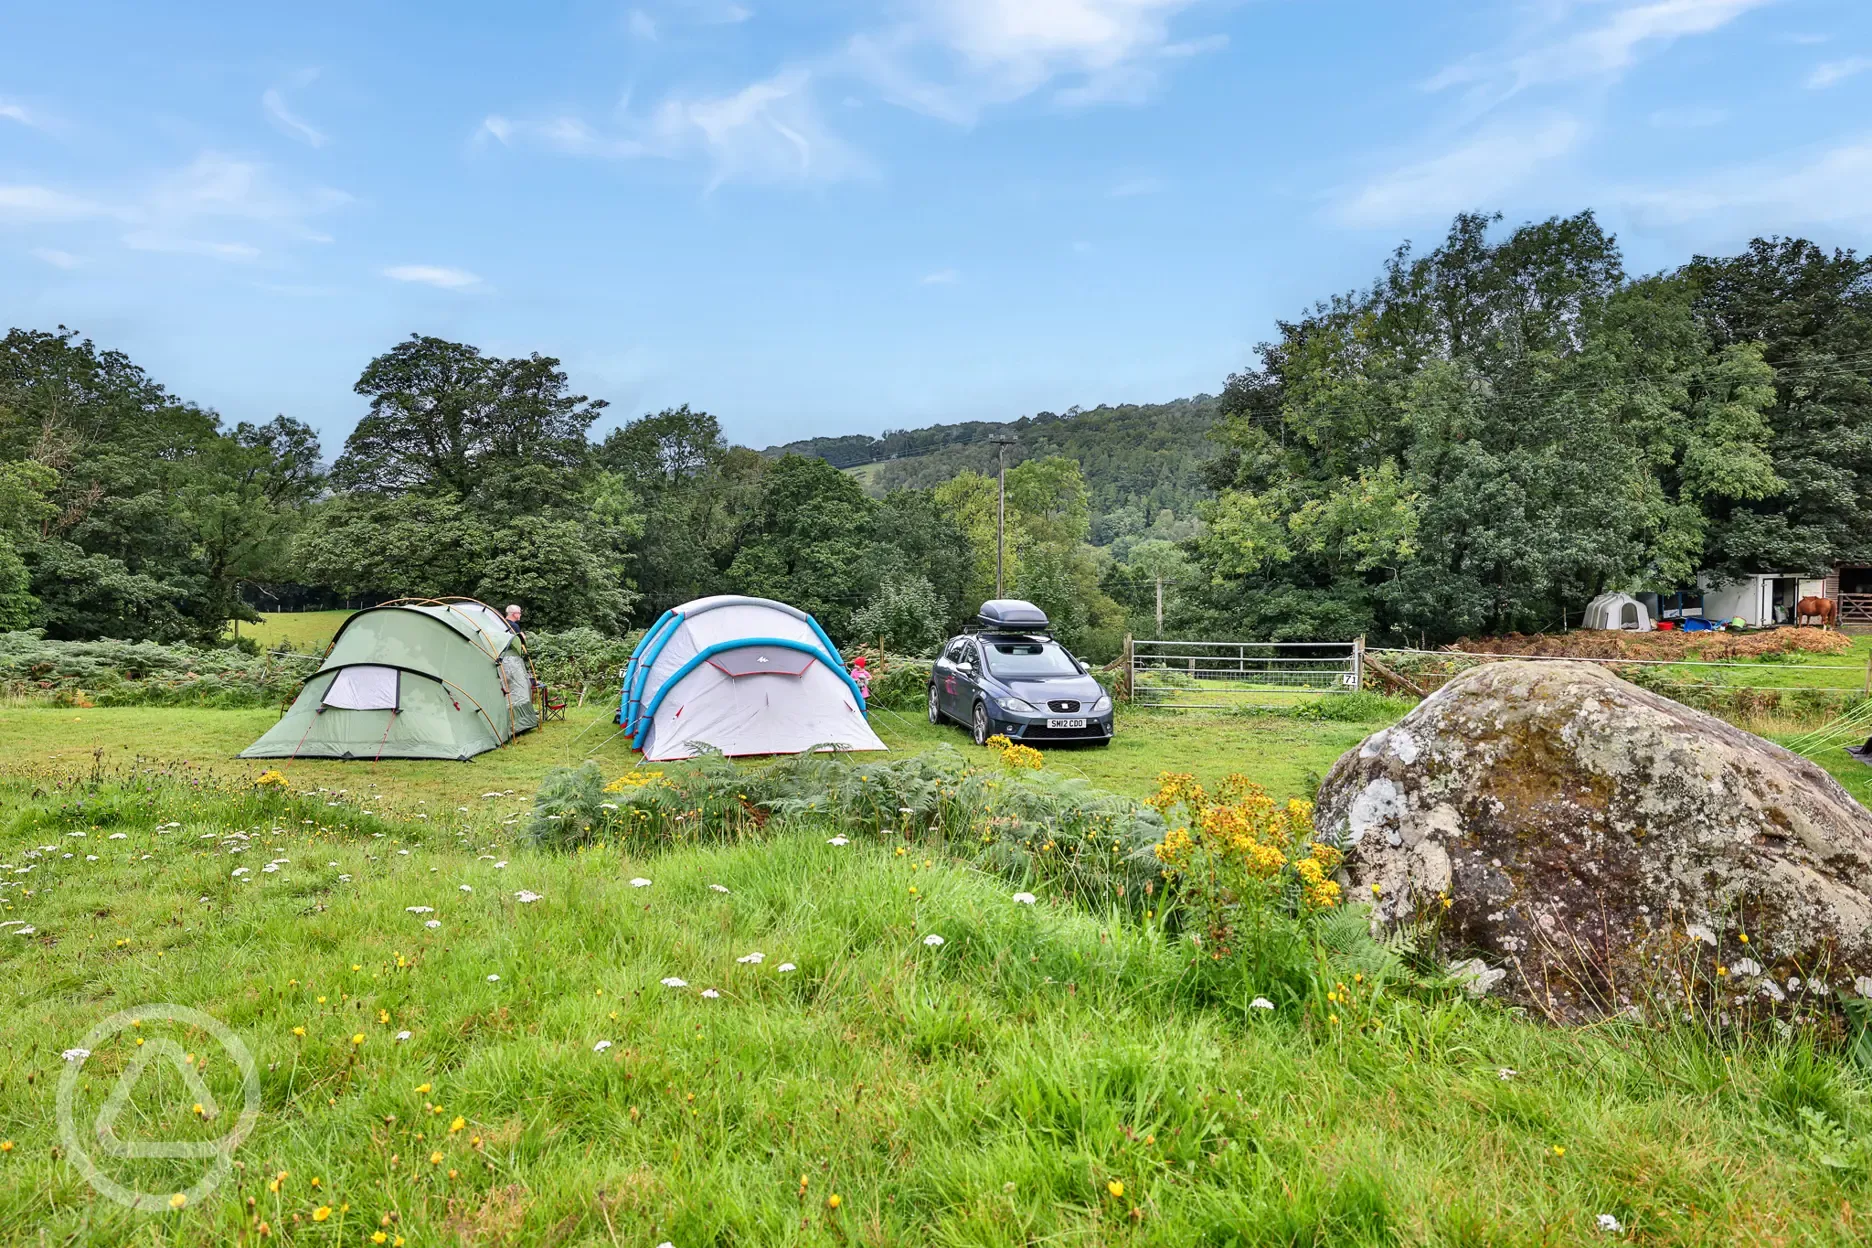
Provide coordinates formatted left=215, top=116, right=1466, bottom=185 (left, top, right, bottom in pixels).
left=1315, top=660, right=1872, bottom=1023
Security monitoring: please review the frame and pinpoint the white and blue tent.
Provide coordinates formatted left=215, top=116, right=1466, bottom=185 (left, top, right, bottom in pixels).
left=618, top=595, right=885, bottom=761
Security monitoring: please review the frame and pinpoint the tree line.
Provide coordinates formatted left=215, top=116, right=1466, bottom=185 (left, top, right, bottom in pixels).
left=0, top=330, right=1129, bottom=655
left=1181, top=216, right=1872, bottom=643
left=3, top=211, right=1864, bottom=657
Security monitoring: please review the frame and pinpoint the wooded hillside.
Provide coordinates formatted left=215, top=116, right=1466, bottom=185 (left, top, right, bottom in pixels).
left=765, top=397, right=1219, bottom=544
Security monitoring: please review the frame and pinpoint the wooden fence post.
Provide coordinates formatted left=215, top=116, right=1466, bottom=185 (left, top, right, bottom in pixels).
left=1353, top=635, right=1366, bottom=692
left=1122, top=634, right=1133, bottom=703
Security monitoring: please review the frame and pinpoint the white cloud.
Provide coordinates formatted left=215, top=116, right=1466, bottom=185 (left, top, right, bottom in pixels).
left=0, top=185, right=106, bottom=222
left=488, top=70, right=865, bottom=188
left=627, top=8, right=657, bottom=40
left=123, top=232, right=262, bottom=261
left=920, top=267, right=959, bottom=284
left=263, top=88, right=327, bottom=147
left=1649, top=105, right=1727, bottom=128
left=1108, top=175, right=1165, bottom=197
left=477, top=114, right=514, bottom=145
left=30, top=247, right=82, bottom=269
left=1427, top=0, right=1773, bottom=105
left=1, top=101, right=41, bottom=129
left=850, top=0, right=1219, bottom=124
left=1334, top=116, right=1585, bottom=228
left=383, top=264, right=483, bottom=289
left=139, top=152, right=348, bottom=243
left=1, top=151, right=345, bottom=266
left=1619, top=137, right=1872, bottom=230
left=712, top=3, right=753, bottom=22
left=1807, top=57, right=1872, bottom=89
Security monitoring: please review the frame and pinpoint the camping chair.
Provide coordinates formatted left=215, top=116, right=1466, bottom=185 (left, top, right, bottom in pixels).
left=538, top=684, right=567, bottom=723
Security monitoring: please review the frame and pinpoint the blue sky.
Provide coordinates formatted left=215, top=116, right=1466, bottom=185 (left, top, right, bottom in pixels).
left=3, top=0, right=1870, bottom=451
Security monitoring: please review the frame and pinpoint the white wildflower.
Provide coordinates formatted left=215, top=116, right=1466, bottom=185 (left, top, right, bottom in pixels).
left=487, top=974, right=500, bottom=983
left=700, top=989, right=720, bottom=999
left=459, top=884, right=473, bottom=893
left=826, top=836, right=850, bottom=846
left=630, top=877, right=652, bottom=888
left=660, top=977, right=688, bottom=988
left=1596, top=1214, right=1623, bottom=1233
left=395, top=1030, right=412, bottom=1042
left=923, top=934, right=945, bottom=947
left=424, top=920, right=441, bottom=929
left=594, top=1040, right=613, bottom=1053
left=406, top=906, right=434, bottom=915
left=1498, top=1068, right=1518, bottom=1081
left=777, top=963, right=797, bottom=973
left=736, top=952, right=764, bottom=964
left=709, top=884, right=730, bottom=894
left=1249, top=998, right=1274, bottom=1011
left=62, top=1048, right=91, bottom=1062
left=515, top=891, right=542, bottom=904
left=1012, top=892, right=1036, bottom=905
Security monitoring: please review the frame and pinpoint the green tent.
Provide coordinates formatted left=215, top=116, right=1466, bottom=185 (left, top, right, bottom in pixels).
left=240, top=599, right=538, bottom=761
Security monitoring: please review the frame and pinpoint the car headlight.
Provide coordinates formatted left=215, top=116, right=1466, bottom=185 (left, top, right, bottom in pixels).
left=1090, top=695, right=1111, bottom=714
left=997, top=696, right=1038, bottom=714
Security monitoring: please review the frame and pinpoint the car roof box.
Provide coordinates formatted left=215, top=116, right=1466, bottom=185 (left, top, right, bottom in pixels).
left=976, top=599, right=1050, bottom=631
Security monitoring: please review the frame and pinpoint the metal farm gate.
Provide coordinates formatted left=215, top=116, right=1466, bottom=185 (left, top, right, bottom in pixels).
left=1124, top=637, right=1363, bottom=708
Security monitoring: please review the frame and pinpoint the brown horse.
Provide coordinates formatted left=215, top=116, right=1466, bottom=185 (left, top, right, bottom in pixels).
left=1798, top=595, right=1838, bottom=628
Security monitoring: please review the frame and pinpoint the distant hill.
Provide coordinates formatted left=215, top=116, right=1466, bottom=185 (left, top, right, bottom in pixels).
left=763, top=397, right=1220, bottom=543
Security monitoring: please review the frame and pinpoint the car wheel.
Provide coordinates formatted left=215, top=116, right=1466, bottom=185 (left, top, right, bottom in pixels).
left=971, top=702, right=989, bottom=746
left=927, top=685, right=942, bottom=725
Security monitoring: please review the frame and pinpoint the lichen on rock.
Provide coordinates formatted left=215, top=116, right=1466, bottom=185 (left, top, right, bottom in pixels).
left=1315, top=660, right=1872, bottom=1024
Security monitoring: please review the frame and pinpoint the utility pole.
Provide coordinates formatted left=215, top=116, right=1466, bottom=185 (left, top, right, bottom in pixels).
left=991, top=436, right=1017, bottom=598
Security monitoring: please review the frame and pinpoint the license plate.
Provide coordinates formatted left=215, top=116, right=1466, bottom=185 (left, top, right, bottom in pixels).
left=1047, top=718, right=1087, bottom=729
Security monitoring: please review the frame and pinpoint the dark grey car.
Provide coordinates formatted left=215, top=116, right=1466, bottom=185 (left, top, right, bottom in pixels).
left=927, top=632, right=1114, bottom=747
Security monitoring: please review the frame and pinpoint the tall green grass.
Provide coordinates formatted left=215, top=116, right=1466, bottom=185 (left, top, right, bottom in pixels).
left=3, top=770, right=1870, bottom=1245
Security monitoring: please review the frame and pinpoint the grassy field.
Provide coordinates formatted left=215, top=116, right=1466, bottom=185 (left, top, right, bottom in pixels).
left=4, top=768, right=1871, bottom=1245
left=226, top=611, right=352, bottom=653
left=0, top=700, right=1384, bottom=820
left=6, top=683, right=1872, bottom=1243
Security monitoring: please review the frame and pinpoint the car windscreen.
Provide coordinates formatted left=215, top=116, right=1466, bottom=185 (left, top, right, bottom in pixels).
left=983, top=640, right=1080, bottom=678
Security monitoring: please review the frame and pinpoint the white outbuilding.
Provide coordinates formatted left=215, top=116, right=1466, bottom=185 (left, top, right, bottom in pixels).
left=1583, top=592, right=1652, bottom=632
